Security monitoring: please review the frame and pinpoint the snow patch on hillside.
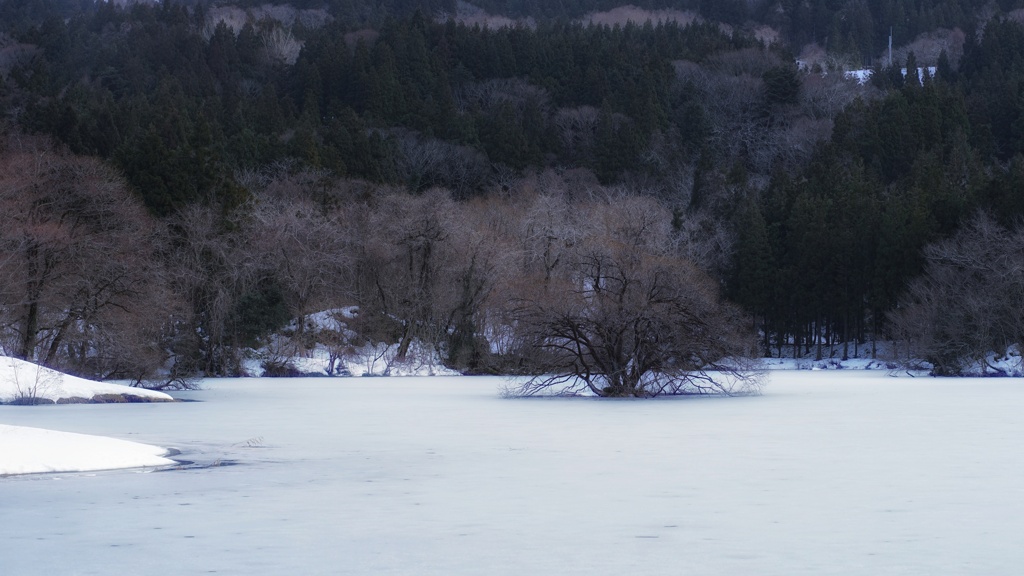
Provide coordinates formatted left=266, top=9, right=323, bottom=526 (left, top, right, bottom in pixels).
left=448, top=1, right=532, bottom=29
left=580, top=6, right=699, bottom=27
left=240, top=308, right=459, bottom=378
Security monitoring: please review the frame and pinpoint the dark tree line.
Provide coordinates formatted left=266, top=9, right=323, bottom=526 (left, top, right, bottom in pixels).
left=727, top=23, right=1024, bottom=365
left=2, top=1, right=743, bottom=212
left=10, top=2, right=759, bottom=212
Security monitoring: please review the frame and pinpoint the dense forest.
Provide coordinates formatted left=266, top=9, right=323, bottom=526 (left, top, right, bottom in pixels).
left=1, top=0, right=1024, bottom=385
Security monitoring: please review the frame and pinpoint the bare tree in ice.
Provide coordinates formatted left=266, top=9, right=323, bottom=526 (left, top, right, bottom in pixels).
left=506, top=195, right=764, bottom=397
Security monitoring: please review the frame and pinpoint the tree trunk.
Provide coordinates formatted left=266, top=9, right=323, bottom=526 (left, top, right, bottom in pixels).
left=19, top=242, right=42, bottom=361
left=19, top=300, right=38, bottom=361
left=396, top=323, right=412, bottom=361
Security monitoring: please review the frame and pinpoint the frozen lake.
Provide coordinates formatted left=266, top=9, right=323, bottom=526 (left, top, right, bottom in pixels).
left=2, top=372, right=1023, bottom=575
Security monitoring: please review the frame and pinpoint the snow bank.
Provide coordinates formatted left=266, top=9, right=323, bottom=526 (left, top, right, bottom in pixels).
left=762, top=343, right=1023, bottom=376
left=0, top=358, right=177, bottom=475
left=763, top=356, right=898, bottom=371
left=0, top=357, right=173, bottom=404
left=959, top=345, right=1024, bottom=377
left=0, top=424, right=176, bottom=476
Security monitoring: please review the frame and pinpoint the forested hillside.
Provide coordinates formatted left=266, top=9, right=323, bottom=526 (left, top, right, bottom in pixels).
left=1, top=0, right=1023, bottom=383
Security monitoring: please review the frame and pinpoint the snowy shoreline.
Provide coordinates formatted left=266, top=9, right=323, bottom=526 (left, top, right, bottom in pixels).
left=0, top=357, right=178, bottom=476
left=0, top=357, right=174, bottom=405
left=0, top=424, right=178, bottom=476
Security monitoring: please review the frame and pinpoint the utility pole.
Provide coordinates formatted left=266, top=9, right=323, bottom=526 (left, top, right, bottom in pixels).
left=888, top=27, right=893, bottom=68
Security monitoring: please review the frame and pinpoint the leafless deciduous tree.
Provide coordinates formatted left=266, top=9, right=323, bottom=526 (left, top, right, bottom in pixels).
left=245, top=187, right=353, bottom=335
left=0, top=136, right=178, bottom=381
left=390, top=129, right=489, bottom=197
left=351, top=188, right=459, bottom=364
left=889, top=212, right=1024, bottom=375
left=800, top=72, right=875, bottom=121
left=506, top=196, right=764, bottom=397
left=261, top=25, right=303, bottom=65
left=553, top=105, right=599, bottom=158
left=171, top=170, right=363, bottom=375
left=0, top=34, right=37, bottom=82
left=169, top=203, right=255, bottom=376
left=457, top=77, right=549, bottom=115
left=888, top=28, right=966, bottom=67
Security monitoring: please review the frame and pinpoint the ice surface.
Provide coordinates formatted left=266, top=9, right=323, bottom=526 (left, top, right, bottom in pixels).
left=2, top=372, right=1023, bottom=575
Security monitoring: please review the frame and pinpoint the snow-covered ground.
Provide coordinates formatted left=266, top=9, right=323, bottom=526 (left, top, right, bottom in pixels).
left=0, top=357, right=178, bottom=475
left=839, top=66, right=937, bottom=84
left=2, top=372, right=1023, bottom=575
left=0, top=424, right=176, bottom=475
left=0, top=356, right=173, bottom=404
left=240, top=308, right=461, bottom=377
